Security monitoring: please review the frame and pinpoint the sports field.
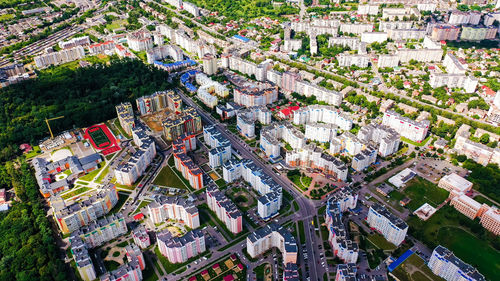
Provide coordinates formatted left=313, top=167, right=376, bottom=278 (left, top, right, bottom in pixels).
left=88, top=127, right=110, bottom=148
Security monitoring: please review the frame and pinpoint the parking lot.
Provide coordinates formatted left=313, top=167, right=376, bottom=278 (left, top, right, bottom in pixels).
left=413, top=158, right=468, bottom=183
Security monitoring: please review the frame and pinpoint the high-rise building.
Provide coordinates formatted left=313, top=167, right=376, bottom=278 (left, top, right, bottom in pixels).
left=206, top=186, right=243, bottom=234
left=293, top=105, right=353, bottom=131
left=157, top=229, right=205, bottom=263
left=202, top=53, right=218, bottom=75
left=247, top=223, right=298, bottom=264
left=366, top=203, right=408, bottom=246
left=428, top=245, right=485, bottom=281
left=116, top=102, right=135, bottom=136
left=34, top=46, right=86, bottom=68
left=335, top=263, right=357, bottom=281
left=382, top=110, right=429, bottom=142
left=132, top=225, right=151, bottom=249
left=357, top=123, right=401, bottom=157
left=148, top=195, right=200, bottom=229
left=172, top=134, right=204, bottom=189
left=163, top=107, right=202, bottom=141
left=127, top=31, right=153, bottom=52
left=203, top=125, right=232, bottom=168
left=74, top=213, right=127, bottom=248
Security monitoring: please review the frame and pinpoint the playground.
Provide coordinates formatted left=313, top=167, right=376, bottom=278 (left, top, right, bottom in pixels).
left=84, top=124, right=120, bottom=155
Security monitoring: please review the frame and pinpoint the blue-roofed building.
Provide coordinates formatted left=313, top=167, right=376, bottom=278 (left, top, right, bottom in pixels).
left=233, top=35, right=250, bottom=43
left=388, top=249, right=414, bottom=272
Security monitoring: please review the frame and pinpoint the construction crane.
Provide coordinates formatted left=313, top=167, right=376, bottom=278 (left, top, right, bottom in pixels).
left=45, top=116, right=64, bottom=139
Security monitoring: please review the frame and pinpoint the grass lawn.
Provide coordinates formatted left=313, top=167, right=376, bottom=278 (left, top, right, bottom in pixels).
left=109, top=193, right=129, bottom=214
left=133, top=200, right=152, bottom=215
left=153, top=165, right=188, bottom=189
left=403, top=178, right=449, bottom=211
left=104, top=260, right=120, bottom=271
left=143, top=255, right=159, bottom=281
left=215, top=178, right=227, bottom=188
left=0, top=13, right=14, bottom=22
left=297, top=221, right=306, bottom=244
left=113, top=118, right=131, bottom=139
left=154, top=246, right=207, bottom=273
left=288, top=174, right=312, bottom=191
left=79, top=165, right=104, bottom=181
left=95, top=166, right=110, bottom=183
left=390, top=254, right=445, bottom=281
left=400, top=136, right=430, bottom=147
left=367, top=233, right=397, bottom=250
left=473, top=195, right=497, bottom=207
left=408, top=205, right=500, bottom=281
left=254, top=263, right=268, bottom=281
left=24, top=145, right=42, bottom=159
left=106, top=20, right=126, bottom=31
left=60, top=186, right=92, bottom=200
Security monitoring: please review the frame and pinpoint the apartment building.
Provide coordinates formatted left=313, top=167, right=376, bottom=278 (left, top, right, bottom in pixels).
left=206, top=186, right=243, bottom=234
left=202, top=53, right=218, bottom=75
left=450, top=193, right=488, bottom=219
left=59, top=36, right=90, bottom=49
left=172, top=134, right=204, bottom=189
left=430, top=25, right=460, bottom=41
left=387, top=29, right=426, bottom=40
left=89, top=41, right=115, bottom=55
left=261, top=122, right=305, bottom=151
left=125, top=244, right=146, bottom=271
left=195, top=72, right=229, bottom=108
left=330, top=132, right=369, bottom=156
left=236, top=106, right=271, bottom=139
left=74, top=213, right=127, bottom=248
left=223, top=159, right=282, bottom=219
left=448, top=10, right=481, bottom=26
left=116, top=102, right=135, bottom=136
left=132, top=225, right=151, bottom=249
left=137, top=91, right=177, bottom=116
left=357, top=123, right=401, bottom=157
left=325, top=188, right=359, bottom=263
left=293, top=105, right=353, bottom=131
left=380, top=21, right=413, bottom=31
left=233, top=85, right=278, bottom=107
left=101, top=256, right=143, bottom=281
left=429, top=73, right=478, bottom=93
left=438, top=173, right=473, bottom=194
left=357, top=4, right=379, bottom=15
left=396, top=48, right=443, bottom=63
left=69, top=235, right=97, bottom=281
left=305, top=123, right=337, bottom=143
left=454, top=124, right=500, bottom=166
left=156, top=24, right=216, bottom=58
left=443, top=53, right=467, bottom=74
left=340, top=23, right=373, bottom=35
left=247, top=223, right=298, bottom=264
left=33, top=153, right=102, bottom=198
left=361, top=32, right=388, bottom=43
left=285, top=143, right=348, bottom=181
left=294, top=80, right=343, bottom=106
left=52, top=185, right=119, bottom=234
left=366, top=203, right=408, bottom=246
left=479, top=206, right=500, bottom=235
left=352, top=147, right=378, bottom=172
left=183, top=1, right=200, bottom=17
left=382, top=110, right=429, bottom=142
left=328, top=37, right=366, bottom=54
left=428, top=245, right=485, bottom=281
left=337, top=54, right=370, bottom=68
left=157, top=229, right=205, bottom=263
left=163, top=107, right=202, bottom=141
left=203, top=125, right=232, bottom=168
left=127, top=31, right=153, bottom=52
left=148, top=195, right=200, bottom=229
left=460, top=25, right=498, bottom=41
left=336, top=263, right=357, bottom=281
left=146, top=44, right=184, bottom=64
left=34, top=46, right=85, bottom=68
left=378, top=54, right=399, bottom=68
left=228, top=55, right=269, bottom=82
left=115, top=127, right=156, bottom=186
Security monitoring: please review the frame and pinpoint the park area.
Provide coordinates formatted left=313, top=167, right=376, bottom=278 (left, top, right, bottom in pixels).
left=390, top=254, right=445, bottom=281
left=400, top=177, right=449, bottom=211
left=407, top=204, right=500, bottom=280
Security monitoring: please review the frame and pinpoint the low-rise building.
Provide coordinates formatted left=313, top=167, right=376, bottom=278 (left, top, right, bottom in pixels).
left=438, top=173, right=473, bottom=194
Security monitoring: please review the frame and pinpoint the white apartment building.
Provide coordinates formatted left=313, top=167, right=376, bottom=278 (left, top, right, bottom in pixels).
left=206, top=186, right=242, bottom=234
left=260, top=122, right=305, bottom=151
left=34, top=46, right=86, bottom=69
left=202, top=53, right=218, bottom=75
left=357, top=4, right=379, bottom=15
left=223, top=159, right=282, bottom=220
left=378, top=54, right=399, bottom=68
left=357, top=123, right=401, bottom=157
left=305, top=123, right=337, bottom=143
left=147, top=195, right=200, bottom=229
left=237, top=106, right=272, bottom=139
left=428, top=245, right=485, bottom=281
left=59, top=36, right=90, bottom=49
left=352, top=147, right=378, bottom=171
left=114, top=127, right=157, bottom=186
left=387, top=29, right=426, bottom=40
left=75, top=213, right=127, bottom=248
left=396, top=48, right=443, bottom=63
left=328, top=37, right=364, bottom=51
left=247, top=223, right=298, bottom=265
left=183, top=1, right=199, bottom=17
left=132, top=225, right=151, bottom=249
left=443, top=53, right=468, bottom=75
left=285, top=144, right=348, bottom=181
left=382, top=110, right=430, bottom=142
left=331, top=132, right=370, bottom=156
left=337, top=54, right=370, bottom=68
left=429, top=73, right=478, bottom=93
left=294, top=80, right=343, bottom=106
left=366, top=203, right=408, bottom=246
left=340, top=23, right=373, bottom=35
left=203, top=125, right=232, bottom=168
left=325, top=188, right=359, bottom=263
left=146, top=44, right=184, bottom=64
left=156, top=24, right=216, bottom=58
left=361, top=32, right=388, bottom=43
left=127, top=31, right=153, bottom=52
left=448, top=10, right=481, bottom=26
left=379, top=21, right=413, bottom=32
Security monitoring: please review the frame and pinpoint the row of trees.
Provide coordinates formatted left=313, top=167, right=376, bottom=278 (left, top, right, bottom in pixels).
left=0, top=59, right=172, bottom=162
left=0, top=161, right=69, bottom=280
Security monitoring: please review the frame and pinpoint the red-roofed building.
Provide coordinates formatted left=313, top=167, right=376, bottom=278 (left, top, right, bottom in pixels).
left=189, top=276, right=197, bottom=281
left=230, top=254, right=237, bottom=261
left=278, top=106, right=300, bottom=119
left=133, top=213, right=144, bottom=221
left=223, top=275, right=235, bottom=281
left=237, top=264, right=244, bottom=270
left=19, top=143, right=32, bottom=153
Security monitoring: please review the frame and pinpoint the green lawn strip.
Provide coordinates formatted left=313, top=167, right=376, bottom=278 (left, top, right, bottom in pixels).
left=253, top=262, right=268, bottom=279
left=60, top=186, right=92, bottom=200
left=154, top=246, right=208, bottom=273
left=79, top=165, right=104, bottom=181
left=133, top=200, right=152, bottom=215
left=366, top=233, right=396, bottom=250
left=473, top=195, right=498, bottom=207
left=143, top=255, right=159, bottom=281
left=293, top=201, right=300, bottom=211
left=95, top=165, right=110, bottom=183
left=24, top=145, right=42, bottom=159
left=106, top=120, right=121, bottom=137
left=215, top=178, right=227, bottom=188
left=297, top=220, right=306, bottom=244
left=400, top=136, right=431, bottom=147
left=153, top=165, right=191, bottom=191
left=403, top=177, right=449, bottom=211
left=217, top=234, right=248, bottom=252
left=109, top=193, right=130, bottom=214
